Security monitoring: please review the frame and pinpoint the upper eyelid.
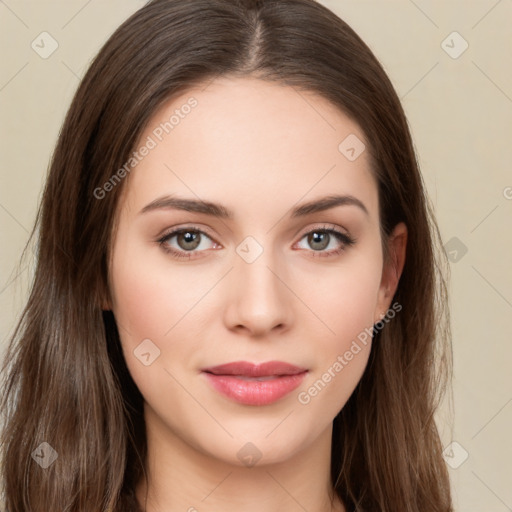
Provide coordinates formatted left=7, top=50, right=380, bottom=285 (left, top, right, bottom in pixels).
left=295, top=223, right=350, bottom=237
left=158, top=224, right=215, bottom=240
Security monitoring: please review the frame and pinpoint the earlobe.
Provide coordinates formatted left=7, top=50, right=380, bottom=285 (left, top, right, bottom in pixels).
left=374, top=222, right=407, bottom=322
left=388, top=222, right=407, bottom=291
left=100, top=288, right=113, bottom=311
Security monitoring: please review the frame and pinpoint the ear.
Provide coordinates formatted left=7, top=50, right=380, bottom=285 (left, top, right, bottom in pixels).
left=373, top=222, right=407, bottom=324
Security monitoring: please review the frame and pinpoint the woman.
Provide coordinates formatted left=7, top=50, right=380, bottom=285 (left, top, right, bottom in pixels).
left=0, top=0, right=453, bottom=510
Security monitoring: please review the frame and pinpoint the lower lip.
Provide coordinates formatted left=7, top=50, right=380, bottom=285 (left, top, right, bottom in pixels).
left=203, top=372, right=307, bottom=406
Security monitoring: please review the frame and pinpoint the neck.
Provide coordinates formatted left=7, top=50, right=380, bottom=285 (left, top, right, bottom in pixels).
left=135, top=405, right=345, bottom=512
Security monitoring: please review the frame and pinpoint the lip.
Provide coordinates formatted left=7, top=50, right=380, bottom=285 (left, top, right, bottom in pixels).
left=201, top=361, right=308, bottom=406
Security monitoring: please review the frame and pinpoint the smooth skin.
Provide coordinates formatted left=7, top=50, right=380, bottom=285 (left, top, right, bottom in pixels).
left=107, top=76, right=407, bottom=512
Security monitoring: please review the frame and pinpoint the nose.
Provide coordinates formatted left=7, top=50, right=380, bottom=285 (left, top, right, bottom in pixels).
left=223, top=245, right=293, bottom=338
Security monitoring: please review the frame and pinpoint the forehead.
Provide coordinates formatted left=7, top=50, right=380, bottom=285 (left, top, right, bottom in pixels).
left=120, top=76, right=378, bottom=222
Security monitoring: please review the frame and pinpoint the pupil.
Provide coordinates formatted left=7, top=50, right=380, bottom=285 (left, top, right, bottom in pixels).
left=309, top=231, right=329, bottom=250
left=179, top=231, right=200, bottom=250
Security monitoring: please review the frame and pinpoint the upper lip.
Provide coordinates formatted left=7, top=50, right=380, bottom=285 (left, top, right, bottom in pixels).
left=202, top=361, right=307, bottom=377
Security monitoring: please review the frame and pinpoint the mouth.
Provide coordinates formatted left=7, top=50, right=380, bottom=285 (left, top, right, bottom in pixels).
left=201, top=361, right=308, bottom=406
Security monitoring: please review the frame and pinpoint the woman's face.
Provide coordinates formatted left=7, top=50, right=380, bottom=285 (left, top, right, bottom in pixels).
left=108, top=76, right=405, bottom=467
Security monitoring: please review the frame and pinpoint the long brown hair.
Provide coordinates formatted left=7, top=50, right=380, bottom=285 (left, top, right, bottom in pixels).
left=0, top=0, right=453, bottom=510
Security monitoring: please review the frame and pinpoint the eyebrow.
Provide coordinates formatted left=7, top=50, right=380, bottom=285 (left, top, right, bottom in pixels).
left=140, top=194, right=369, bottom=218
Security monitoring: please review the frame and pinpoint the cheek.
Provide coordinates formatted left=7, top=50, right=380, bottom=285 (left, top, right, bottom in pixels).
left=108, top=239, right=206, bottom=403
left=294, top=252, right=382, bottom=350
left=110, top=258, right=172, bottom=342
left=293, top=253, right=382, bottom=410
left=108, top=233, right=223, bottom=399
left=109, top=232, right=206, bottom=342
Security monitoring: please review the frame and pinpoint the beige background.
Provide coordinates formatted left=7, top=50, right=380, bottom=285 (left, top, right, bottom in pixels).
left=1, top=1, right=511, bottom=510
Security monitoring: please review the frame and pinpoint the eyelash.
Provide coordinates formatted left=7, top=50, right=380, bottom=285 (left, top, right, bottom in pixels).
left=157, top=224, right=356, bottom=260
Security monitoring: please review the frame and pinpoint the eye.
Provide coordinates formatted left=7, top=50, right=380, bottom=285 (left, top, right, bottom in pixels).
left=158, top=226, right=219, bottom=260
left=295, top=225, right=356, bottom=258
left=157, top=224, right=356, bottom=260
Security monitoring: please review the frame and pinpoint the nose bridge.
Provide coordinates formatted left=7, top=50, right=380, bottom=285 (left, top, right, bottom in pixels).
left=226, top=235, right=292, bottom=335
